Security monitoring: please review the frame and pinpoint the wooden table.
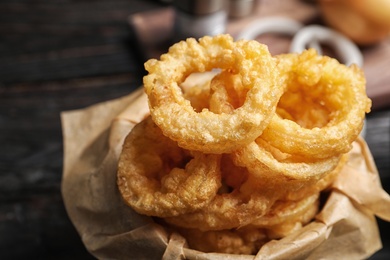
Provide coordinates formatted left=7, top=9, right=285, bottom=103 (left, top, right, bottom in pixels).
left=1, top=0, right=389, bottom=259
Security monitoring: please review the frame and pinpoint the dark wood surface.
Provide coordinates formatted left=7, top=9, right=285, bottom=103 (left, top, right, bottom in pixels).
left=0, top=0, right=389, bottom=259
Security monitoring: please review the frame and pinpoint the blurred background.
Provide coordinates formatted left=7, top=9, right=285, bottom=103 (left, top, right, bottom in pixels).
left=1, top=0, right=389, bottom=259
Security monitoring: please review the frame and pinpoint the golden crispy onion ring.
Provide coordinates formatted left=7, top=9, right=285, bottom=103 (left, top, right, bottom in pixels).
left=170, top=194, right=319, bottom=254
left=264, top=199, right=318, bottom=240
left=260, top=49, right=371, bottom=159
left=209, top=70, right=248, bottom=114
left=231, top=138, right=342, bottom=193
left=172, top=226, right=268, bottom=255
left=206, top=68, right=342, bottom=192
left=285, top=153, right=348, bottom=201
left=164, top=155, right=277, bottom=231
left=164, top=187, right=274, bottom=231
left=181, top=71, right=217, bottom=112
left=252, top=192, right=319, bottom=240
left=143, top=34, right=282, bottom=154
left=117, top=117, right=221, bottom=217
left=205, top=64, right=341, bottom=192
left=251, top=192, right=319, bottom=228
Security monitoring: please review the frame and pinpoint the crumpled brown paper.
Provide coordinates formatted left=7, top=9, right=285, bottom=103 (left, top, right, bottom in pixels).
left=61, top=87, right=390, bottom=260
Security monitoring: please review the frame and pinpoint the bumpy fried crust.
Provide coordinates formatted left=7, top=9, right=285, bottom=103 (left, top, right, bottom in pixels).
left=169, top=194, right=319, bottom=255
left=164, top=155, right=277, bottom=231
left=285, top=153, right=348, bottom=201
left=117, top=35, right=372, bottom=256
left=143, top=34, right=282, bottom=154
left=251, top=193, right=320, bottom=227
left=264, top=199, right=318, bottom=239
left=207, top=61, right=344, bottom=193
left=181, top=71, right=217, bottom=112
left=260, top=49, right=371, bottom=159
left=209, top=70, right=248, bottom=114
left=172, top=226, right=268, bottom=255
left=231, top=138, right=342, bottom=193
left=164, top=188, right=275, bottom=231
left=117, top=117, right=221, bottom=217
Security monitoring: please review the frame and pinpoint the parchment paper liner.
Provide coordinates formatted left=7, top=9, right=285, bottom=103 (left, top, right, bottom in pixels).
left=61, top=87, right=390, bottom=259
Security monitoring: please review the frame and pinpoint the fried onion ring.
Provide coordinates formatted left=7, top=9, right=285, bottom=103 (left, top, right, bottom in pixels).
left=164, top=155, right=277, bottom=231
left=251, top=193, right=320, bottom=228
left=264, top=204, right=317, bottom=240
left=172, top=226, right=268, bottom=255
left=169, top=193, right=319, bottom=255
left=181, top=71, right=217, bottom=112
left=143, top=34, right=282, bottom=153
left=205, top=63, right=342, bottom=192
left=285, top=153, right=348, bottom=201
left=209, top=70, right=248, bottom=114
left=260, top=49, right=371, bottom=159
left=231, top=138, right=342, bottom=193
left=117, top=117, right=221, bottom=217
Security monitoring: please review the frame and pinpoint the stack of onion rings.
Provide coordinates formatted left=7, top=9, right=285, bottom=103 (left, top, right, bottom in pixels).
left=117, top=35, right=372, bottom=255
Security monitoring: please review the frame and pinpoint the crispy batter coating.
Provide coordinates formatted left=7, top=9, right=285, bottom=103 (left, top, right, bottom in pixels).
left=251, top=193, right=320, bottom=227
left=143, top=34, right=283, bottom=154
left=169, top=194, right=319, bottom=255
left=231, top=138, right=342, bottom=193
left=260, top=49, right=371, bottom=159
left=172, top=226, right=268, bottom=255
left=164, top=155, right=277, bottom=231
left=118, top=35, right=372, bottom=256
left=117, top=117, right=221, bottom=217
left=285, top=153, right=348, bottom=201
